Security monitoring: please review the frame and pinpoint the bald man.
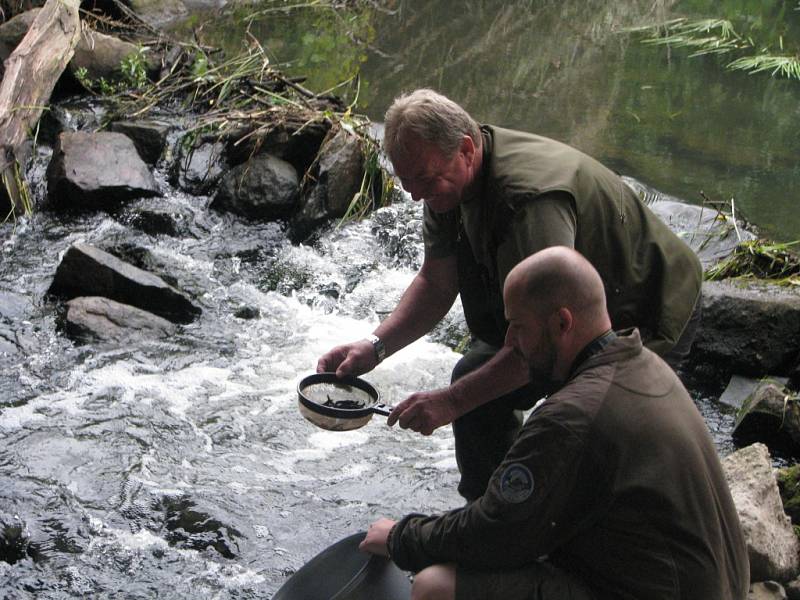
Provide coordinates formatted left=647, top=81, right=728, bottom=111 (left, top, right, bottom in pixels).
left=360, top=248, right=748, bottom=600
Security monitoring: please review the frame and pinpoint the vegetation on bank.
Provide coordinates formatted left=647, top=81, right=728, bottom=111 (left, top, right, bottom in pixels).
left=631, top=1, right=800, bottom=81
left=1, top=0, right=393, bottom=224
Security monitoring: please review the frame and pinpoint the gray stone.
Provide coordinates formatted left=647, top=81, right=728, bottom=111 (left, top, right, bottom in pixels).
left=750, top=581, right=788, bottom=600
left=171, top=139, right=227, bottom=195
left=46, top=131, right=160, bottom=210
left=65, top=296, right=177, bottom=342
left=48, top=243, right=201, bottom=324
left=785, top=575, right=800, bottom=600
left=722, top=375, right=790, bottom=410
left=735, top=383, right=800, bottom=450
left=692, top=280, right=800, bottom=377
left=211, top=153, right=299, bottom=220
left=722, top=443, right=800, bottom=582
left=291, top=126, right=365, bottom=238
left=624, top=176, right=755, bottom=270
left=0, top=8, right=39, bottom=62
left=109, top=120, right=171, bottom=165
left=69, top=30, right=159, bottom=82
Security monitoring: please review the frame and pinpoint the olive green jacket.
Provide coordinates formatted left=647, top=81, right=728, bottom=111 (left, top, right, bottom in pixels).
left=424, top=126, right=703, bottom=355
left=389, top=330, right=749, bottom=599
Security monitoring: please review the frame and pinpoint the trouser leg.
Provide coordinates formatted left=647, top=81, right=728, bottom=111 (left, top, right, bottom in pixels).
left=451, top=340, right=547, bottom=502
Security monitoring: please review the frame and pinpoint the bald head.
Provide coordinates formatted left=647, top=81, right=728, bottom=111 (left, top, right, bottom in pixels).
left=505, top=247, right=609, bottom=324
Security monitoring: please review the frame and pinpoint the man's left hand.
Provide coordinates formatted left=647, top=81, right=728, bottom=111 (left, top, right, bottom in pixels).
left=387, top=387, right=459, bottom=435
left=359, top=518, right=396, bottom=556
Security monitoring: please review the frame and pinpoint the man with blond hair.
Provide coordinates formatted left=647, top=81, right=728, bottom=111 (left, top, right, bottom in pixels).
left=360, top=247, right=748, bottom=600
left=318, top=88, right=703, bottom=501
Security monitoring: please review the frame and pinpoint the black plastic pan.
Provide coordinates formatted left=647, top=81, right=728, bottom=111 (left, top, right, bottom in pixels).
left=297, top=373, right=393, bottom=431
left=272, top=531, right=411, bottom=600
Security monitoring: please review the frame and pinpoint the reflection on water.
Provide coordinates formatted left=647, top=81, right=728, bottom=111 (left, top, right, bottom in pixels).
left=176, top=0, right=800, bottom=241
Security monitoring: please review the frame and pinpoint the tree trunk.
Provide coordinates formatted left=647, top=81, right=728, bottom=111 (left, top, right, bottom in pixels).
left=0, top=0, right=80, bottom=219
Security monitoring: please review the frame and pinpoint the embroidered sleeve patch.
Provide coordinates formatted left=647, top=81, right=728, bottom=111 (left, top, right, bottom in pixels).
left=499, top=463, right=535, bottom=503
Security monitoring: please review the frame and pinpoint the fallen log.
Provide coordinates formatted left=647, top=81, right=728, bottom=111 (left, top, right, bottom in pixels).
left=0, top=0, right=80, bottom=220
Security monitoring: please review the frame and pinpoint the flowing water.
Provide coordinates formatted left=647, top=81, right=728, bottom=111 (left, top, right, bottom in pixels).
left=4, top=0, right=792, bottom=596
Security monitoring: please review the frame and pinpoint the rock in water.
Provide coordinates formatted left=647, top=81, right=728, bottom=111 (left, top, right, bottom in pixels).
left=48, top=243, right=201, bottom=324
left=46, top=131, right=160, bottom=210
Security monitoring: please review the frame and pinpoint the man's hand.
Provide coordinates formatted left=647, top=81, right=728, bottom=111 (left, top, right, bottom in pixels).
left=387, top=387, right=460, bottom=435
left=359, top=518, right=396, bottom=556
left=316, top=339, right=377, bottom=378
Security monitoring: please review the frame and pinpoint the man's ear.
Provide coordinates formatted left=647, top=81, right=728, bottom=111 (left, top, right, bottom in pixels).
left=553, top=307, right=574, bottom=337
left=460, top=134, right=476, bottom=162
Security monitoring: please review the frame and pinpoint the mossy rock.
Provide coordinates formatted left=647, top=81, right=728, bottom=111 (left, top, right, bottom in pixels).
left=777, top=464, right=800, bottom=525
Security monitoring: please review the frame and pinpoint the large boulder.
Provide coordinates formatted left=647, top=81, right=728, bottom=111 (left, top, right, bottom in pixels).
left=210, top=153, right=299, bottom=220
left=109, top=119, right=171, bottom=165
left=691, top=280, right=800, bottom=377
left=291, top=125, right=365, bottom=239
left=48, top=243, right=201, bottom=324
left=64, top=296, right=177, bottom=342
left=46, top=131, right=160, bottom=209
left=722, top=443, right=800, bottom=582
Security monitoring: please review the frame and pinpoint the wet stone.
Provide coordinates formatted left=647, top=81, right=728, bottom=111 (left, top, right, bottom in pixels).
left=48, top=242, right=201, bottom=324
left=0, top=512, right=30, bottom=565
left=46, top=131, right=160, bottom=210
left=109, top=119, right=171, bottom=165
left=171, top=139, right=228, bottom=195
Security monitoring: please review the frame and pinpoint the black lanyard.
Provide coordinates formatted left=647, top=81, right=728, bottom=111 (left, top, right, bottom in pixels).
left=568, top=329, right=617, bottom=378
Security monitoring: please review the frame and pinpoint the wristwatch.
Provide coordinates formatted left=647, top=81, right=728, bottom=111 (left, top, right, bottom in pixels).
left=366, top=334, right=386, bottom=364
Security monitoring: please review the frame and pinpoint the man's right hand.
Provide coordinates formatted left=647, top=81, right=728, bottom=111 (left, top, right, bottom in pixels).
left=316, top=339, right=377, bottom=378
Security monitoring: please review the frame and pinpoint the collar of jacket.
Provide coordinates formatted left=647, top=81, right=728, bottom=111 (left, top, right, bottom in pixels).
left=568, top=327, right=643, bottom=380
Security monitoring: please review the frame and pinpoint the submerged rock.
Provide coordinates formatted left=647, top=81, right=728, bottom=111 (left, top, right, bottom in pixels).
left=109, top=119, right=171, bottom=165
left=211, top=153, right=299, bottom=220
left=46, top=131, right=160, bottom=210
left=65, top=296, right=178, bottom=342
left=48, top=243, right=201, bottom=324
left=151, top=495, right=242, bottom=559
left=722, top=443, right=800, bottom=582
left=0, top=512, right=30, bottom=565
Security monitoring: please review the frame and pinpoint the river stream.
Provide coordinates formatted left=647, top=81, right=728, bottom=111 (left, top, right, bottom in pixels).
left=1, top=0, right=780, bottom=597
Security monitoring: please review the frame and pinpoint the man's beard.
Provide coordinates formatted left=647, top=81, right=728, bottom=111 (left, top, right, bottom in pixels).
left=527, top=334, right=560, bottom=396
